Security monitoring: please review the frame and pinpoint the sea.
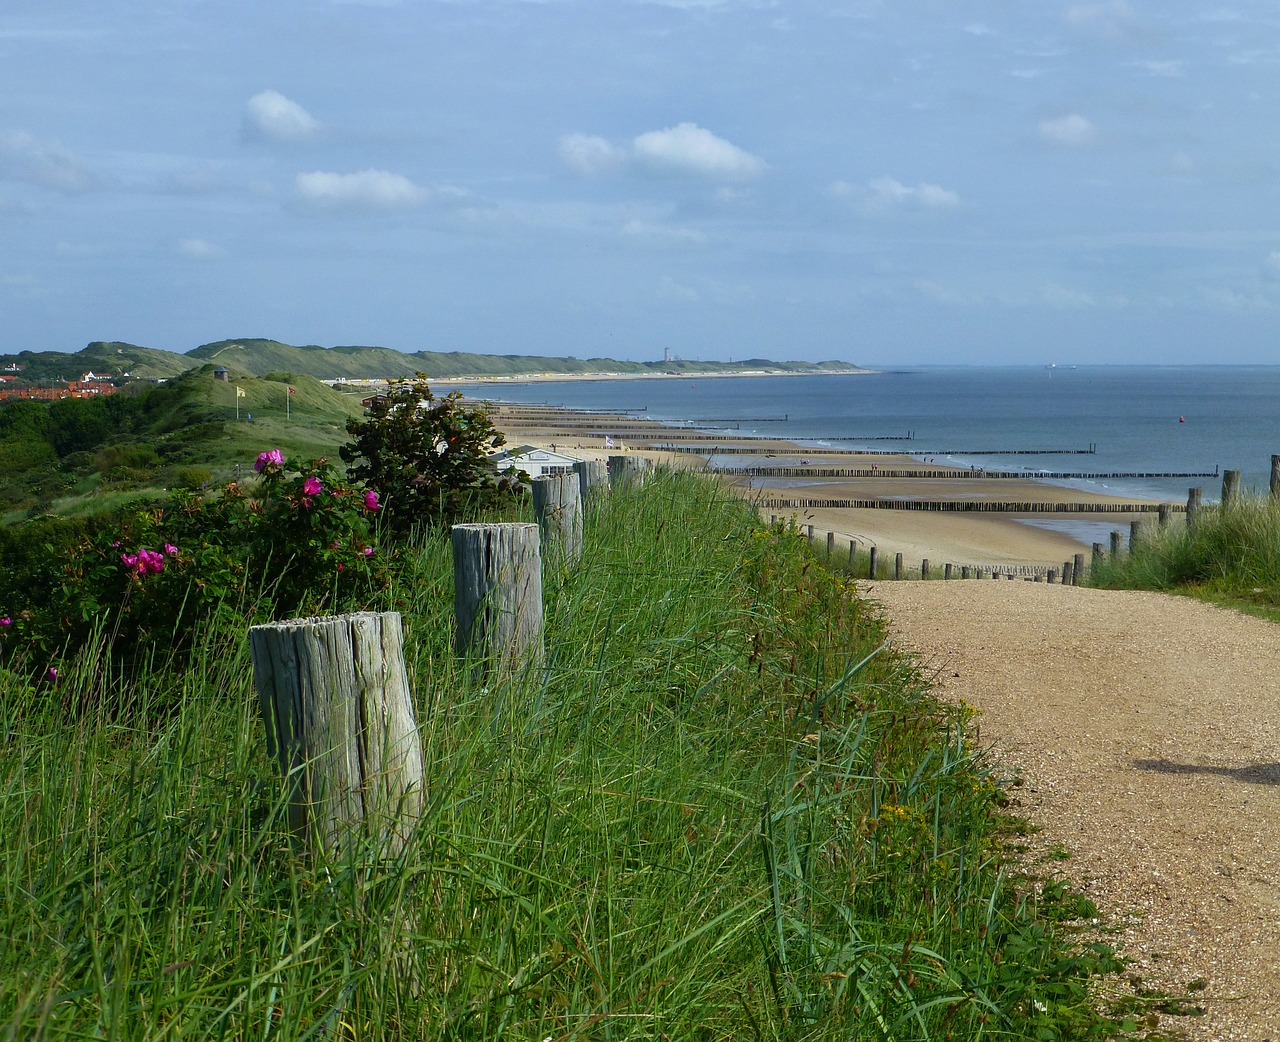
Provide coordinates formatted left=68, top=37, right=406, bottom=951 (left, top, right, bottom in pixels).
left=476, top=365, right=1280, bottom=546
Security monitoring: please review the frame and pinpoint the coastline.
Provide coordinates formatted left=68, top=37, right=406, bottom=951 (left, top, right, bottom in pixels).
left=478, top=399, right=1163, bottom=570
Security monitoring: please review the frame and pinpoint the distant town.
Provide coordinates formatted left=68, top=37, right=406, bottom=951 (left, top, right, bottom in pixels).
left=0, top=365, right=125, bottom=402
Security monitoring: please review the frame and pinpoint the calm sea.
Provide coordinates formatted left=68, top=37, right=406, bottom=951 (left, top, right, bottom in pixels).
left=479, top=366, right=1280, bottom=532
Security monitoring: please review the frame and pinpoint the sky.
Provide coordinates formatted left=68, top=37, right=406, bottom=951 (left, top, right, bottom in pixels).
left=4, top=1, right=1280, bottom=366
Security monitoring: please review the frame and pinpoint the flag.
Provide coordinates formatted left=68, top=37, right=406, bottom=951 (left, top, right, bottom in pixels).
left=604, top=435, right=615, bottom=448
left=236, top=386, right=246, bottom=398
left=288, top=387, right=296, bottom=395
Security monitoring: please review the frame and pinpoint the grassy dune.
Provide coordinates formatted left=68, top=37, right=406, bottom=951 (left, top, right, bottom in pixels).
left=1, top=470, right=1125, bottom=1039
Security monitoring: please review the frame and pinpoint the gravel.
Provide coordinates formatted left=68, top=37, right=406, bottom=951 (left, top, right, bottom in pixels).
left=861, top=580, right=1280, bottom=1041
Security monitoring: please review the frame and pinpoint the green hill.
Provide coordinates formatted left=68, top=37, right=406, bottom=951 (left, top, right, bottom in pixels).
left=0, top=341, right=197, bottom=383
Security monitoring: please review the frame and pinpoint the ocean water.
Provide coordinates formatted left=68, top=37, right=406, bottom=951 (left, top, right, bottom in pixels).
left=479, top=366, right=1280, bottom=540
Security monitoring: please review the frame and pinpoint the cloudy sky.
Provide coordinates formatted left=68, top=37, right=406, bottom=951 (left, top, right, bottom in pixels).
left=4, top=1, right=1280, bottom=365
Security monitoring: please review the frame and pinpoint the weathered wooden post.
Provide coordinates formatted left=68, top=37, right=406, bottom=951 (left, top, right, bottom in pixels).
left=944, top=563, right=953, bottom=580
left=961, top=566, right=971, bottom=579
left=249, top=612, right=424, bottom=858
left=1157, top=504, right=1171, bottom=528
left=1109, top=529, right=1123, bottom=558
left=1221, top=469, right=1241, bottom=509
left=1092, top=542, right=1104, bottom=567
left=894, top=552, right=904, bottom=580
left=532, top=473, right=584, bottom=570
left=826, top=531, right=835, bottom=558
left=1073, top=552, right=1085, bottom=585
left=868, top=546, right=878, bottom=579
left=921, top=558, right=930, bottom=580
left=1272, top=455, right=1280, bottom=499
left=608, top=454, right=650, bottom=489
left=452, top=523, right=543, bottom=673
left=848, top=540, right=856, bottom=568
left=1047, top=568, right=1058, bottom=584
left=1062, top=561, right=1074, bottom=585
left=1129, top=520, right=1142, bottom=552
left=574, top=459, right=609, bottom=505
left=1187, top=487, right=1202, bottom=529
left=807, top=524, right=815, bottom=544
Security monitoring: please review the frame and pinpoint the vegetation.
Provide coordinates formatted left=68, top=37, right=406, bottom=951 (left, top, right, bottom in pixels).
left=2, top=336, right=863, bottom=386
left=341, top=375, right=524, bottom=533
left=1088, top=491, right=1280, bottom=618
left=0, top=467, right=1147, bottom=1039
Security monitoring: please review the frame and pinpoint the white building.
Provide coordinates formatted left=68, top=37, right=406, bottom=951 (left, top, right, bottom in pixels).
left=490, top=445, right=582, bottom=480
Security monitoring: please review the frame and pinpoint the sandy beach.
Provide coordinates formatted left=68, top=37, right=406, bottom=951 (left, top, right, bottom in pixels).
left=476, top=398, right=1164, bottom=570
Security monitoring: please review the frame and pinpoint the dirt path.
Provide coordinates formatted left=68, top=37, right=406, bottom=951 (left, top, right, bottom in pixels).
left=860, top=580, right=1280, bottom=1041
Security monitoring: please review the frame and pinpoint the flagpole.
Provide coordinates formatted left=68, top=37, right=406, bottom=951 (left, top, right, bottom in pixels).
left=286, top=385, right=290, bottom=421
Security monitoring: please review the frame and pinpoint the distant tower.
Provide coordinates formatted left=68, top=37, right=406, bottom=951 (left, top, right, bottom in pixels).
left=663, top=346, right=672, bottom=364
left=213, top=367, right=230, bottom=382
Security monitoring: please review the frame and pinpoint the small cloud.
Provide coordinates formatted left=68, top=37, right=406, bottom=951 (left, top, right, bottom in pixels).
left=1039, top=114, right=1097, bottom=147
left=178, top=238, right=224, bottom=260
left=559, top=133, right=628, bottom=176
left=621, top=219, right=707, bottom=247
left=296, top=169, right=427, bottom=210
left=632, top=122, right=766, bottom=182
left=0, top=131, right=97, bottom=192
left=1065, top=1, right=1136, bottom=38
left=1042, top=283, right=1095, bottom=309
left=1132, top=59, right=1182, bottom=77
left=834, top=177, right=960, bottom=212
left=245, top=90, right=322, bottom=143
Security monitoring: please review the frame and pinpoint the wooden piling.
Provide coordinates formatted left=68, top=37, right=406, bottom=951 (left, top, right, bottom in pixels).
left=869, top=546, right=878, bottom=579
left=1187, top=487, right=1202, bottom=529
left=1063, top=561, right=1074, bottom=586
left=1222, top=469, right=1241, bottom=509
left=1272, top=455, right=1280, bottom=498
left=894, top=552, right=903, bottom=580
left=1110, top=530, right=1123, bottom=558
left=574, top=459, right=609, bottom=505
left=944, top=563, right=953, bottom=580
left=826, top=531, right=835, bottom=558
left=1157, top=503, right=1171, bottom=528
left=607, top=454, right=651, bottom=490
left=452, top=523, right=543, bottom=674
left=921, top=558, right=930, bottom=580
left=249, top=612, right=424, bottom=858
left=1092, top=542, right=1104, bottom=568
left=961, top=566, right=971, bottom=579
left=1073, top=553, right=1085, bottom=586
left=532, top=474, right=584, bottom=570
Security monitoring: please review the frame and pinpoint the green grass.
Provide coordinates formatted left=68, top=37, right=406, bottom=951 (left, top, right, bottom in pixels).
left=1087, top=492, right=1280, bottom=618
left=1, top=470, right=1143, bottom=1039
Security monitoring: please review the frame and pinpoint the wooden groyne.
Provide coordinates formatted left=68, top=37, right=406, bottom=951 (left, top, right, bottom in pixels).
left=657, top=443, right=1100, bottom=455
left=759, top=498, right=1180, bottom=513
left=719, top=466, right=1219, bottom=480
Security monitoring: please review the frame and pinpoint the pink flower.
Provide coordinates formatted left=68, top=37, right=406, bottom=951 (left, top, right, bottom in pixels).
left=0, top=617, right=11, bottom=627
left=362, top=546, right=374, bottom=557
left=46, top=667, right=58, bottom=682
left=303, top=476, right=323, bottom=497
left=163, top=543, right=178, bottom=556
left=363, top=490, right=380, bottom=511
left=254, top=448, right=285, bottom=472
left=121, top=552, right=139, bottom=569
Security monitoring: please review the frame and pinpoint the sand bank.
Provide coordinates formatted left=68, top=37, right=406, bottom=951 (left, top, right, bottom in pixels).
left=479, top=401, right=1160, bottom=569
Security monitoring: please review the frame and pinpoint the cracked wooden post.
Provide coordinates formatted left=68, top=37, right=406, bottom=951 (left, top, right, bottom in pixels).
left=1110, top=529, right=1123, bottom=558
left=607, top=454, right=650, bottom=490
left=452, top=522, right=543, bottom=675
left=826, top=531, right=835, bottom=559
left=532, top=473, right=583, bottom=570
left=894, top=552, right=904, bottom=580
left=1073, top=553, right=1085, bottom=585
left=249, top=611, right=424, bottom=859
left=921, top=558, right=930, bottom=581
left=574, top=459, right=609, bottom=506
left=1187, top=487, right=1202, bottom=529
left=1272, top=455, right=1280, bottom=499
left=1221, top=469, right=1241, bottom=509
left=868, top=546, right=878, bottom=579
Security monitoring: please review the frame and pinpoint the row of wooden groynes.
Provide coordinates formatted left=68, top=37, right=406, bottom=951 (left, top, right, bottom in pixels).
left=247, top=453, right=653, bottom=860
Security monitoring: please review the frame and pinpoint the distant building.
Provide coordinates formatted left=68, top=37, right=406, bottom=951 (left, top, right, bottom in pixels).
left=489, top=445, right=581, bottom=480
left=213, top=367, right=230, bottom=382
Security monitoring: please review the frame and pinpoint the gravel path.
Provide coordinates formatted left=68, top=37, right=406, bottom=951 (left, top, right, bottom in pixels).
left=860, top=580, right=1280, bottom=1041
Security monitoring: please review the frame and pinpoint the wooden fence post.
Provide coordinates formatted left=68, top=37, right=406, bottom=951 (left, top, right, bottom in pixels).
left=869, top=546, right=878, bottom=579
left=1187, top=487, right=1202, bottom=529
left=807, top=524, right=815, bottom=543
left=826, top=531, right=835, bottom=558
left=1062, top=561, right=1074, bottom=585
left=894, top=552, right=903, bottom=580
left=921, top=558, right=930, bottom=580
left=532, top=473, right=584, bottom=570
left=1272, top=455, right=1280, bottom=498
left=1129, top=519, right=1142, bottom=551
left=1047, top=569, right=1058, bottom=584
left=452, top=523, right=543, bottom=674
left=1092, top=542, right=1104, bottom=568
left=1073, top=553, right=1085, bottom=586
left=1221, top=469, right=1241, bottom=509
left=1110, top=530, right=1123, bottom=557
left=944, top=563, right=953, bottom=580
left=249, top=612, right=424, bottom=858
left=961, top=566, right=971, bottom=579
left=574, top=459, right=609, bottom=505
left=848, top=540, right=856, bottom=568
left=608, top=454, right=651, bottom=489
left=1157, top=504, right=1171, bottom=528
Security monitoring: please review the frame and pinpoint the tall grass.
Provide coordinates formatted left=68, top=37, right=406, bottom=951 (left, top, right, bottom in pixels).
left=1, top=470, right=1126, bottom=1039
left=1088, top=493, right=1280, bottom=614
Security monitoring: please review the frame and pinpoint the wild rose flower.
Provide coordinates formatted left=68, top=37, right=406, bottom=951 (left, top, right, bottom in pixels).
left=362, top=546, right=374, bottom=557
left=163, top=543, right=178, bottom=556
left=254, top=448, right=285, bottom=472
left=0, top=617, right=11, bottom=627
left=46, top=667, right=58, bottom=682
left=303, top=476, right=323, bottom=497
left=363, top=490, right=380, bottom=511
left=121, top=552, right=139, bottom=569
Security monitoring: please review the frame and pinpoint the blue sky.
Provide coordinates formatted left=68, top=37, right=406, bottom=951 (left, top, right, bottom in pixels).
left=3, top=1, right=1280, bottom=365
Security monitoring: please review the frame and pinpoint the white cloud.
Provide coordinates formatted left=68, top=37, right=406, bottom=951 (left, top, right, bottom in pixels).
left=621, top=219, right=707, bottom=246
left=833, top=177, right=960, bottom=212
left=296, top=169, right=427, bottom=209
left=1039, top=114, right=1097, bottom=147
left=559, top=133, right=628, bottom=176
left=178, top=238, right=224, bottom=259
left=245, top=90, right=322, bottom=143
left=631, top=123, right=766, bottom=182
left=1132, top=59, right=1182, bottom=77
left=0, top=131, right=97, bottom=192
